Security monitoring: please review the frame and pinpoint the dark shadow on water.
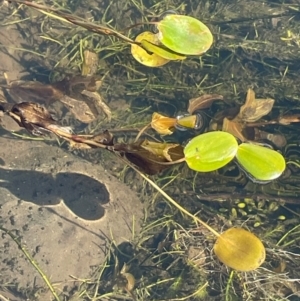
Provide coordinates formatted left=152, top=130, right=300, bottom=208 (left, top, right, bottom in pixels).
left=0, top=167, right=110, bottom=220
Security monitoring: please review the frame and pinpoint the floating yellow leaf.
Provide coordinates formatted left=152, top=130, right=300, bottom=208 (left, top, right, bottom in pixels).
left=214, top=227, right=265, bottom=271
left=131, top=32, right=170, bottom=67
left=151, top=112, right=176, bottom=135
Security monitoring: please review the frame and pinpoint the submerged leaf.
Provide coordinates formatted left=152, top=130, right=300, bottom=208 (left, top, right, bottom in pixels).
left=239, top=89, right=275, bottom=122
left=222, top=117, right=247, bottom=142
left=5, top=78, right=102, bottom=123
left=188, top=94, right=223, bottom=114
left=81, top=49, right=99, bottom=76
left=278, top=114, right=300, bottom=125
left=236, top=143, right=286, bottom=182
left=214, top=227, right=266, bottom=271
left=59, top=94, right=96, bottom=123
left=140, top=139, right=184, bottom=162
left=113, top=139, right=184, bottom=175
left=8, top=102, right=72, bottom=136
left=157, top=15, right=213, bottom=55
left=184, top=131, right=238, bottom=172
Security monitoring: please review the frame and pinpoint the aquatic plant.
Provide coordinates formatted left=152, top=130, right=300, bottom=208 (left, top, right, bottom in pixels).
left=184, top=131, right=286, bottom=182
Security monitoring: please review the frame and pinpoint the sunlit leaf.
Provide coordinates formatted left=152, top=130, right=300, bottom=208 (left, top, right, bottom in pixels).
left=236, top=143, right=286, bottom=182
left=151, top=112, right=176, bottom=135
left=184, top=131, right=238, bottom=172
left=131, top=31, right=170, bottom=67
left=157, top=15, right=213, bottom=55
left=214, top=227, right=266, bottom=271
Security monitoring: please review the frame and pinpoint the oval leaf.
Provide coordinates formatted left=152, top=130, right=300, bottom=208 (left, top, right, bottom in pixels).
left=157, top=15, right=213, bottom=55
left=236, top=143, right=286, bottom=181
left=131, top=31, right=169, bottom=67
left=214, top=227, right=266, bottom=271
left=184, top=131, right=238, bottom=172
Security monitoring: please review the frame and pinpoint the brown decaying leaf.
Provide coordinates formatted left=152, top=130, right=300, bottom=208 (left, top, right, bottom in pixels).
left=222, top=117, right=246, bottom=142
left=188, top=94, right=223, bottom=114
left=7, top=102, right=71, bottom=136
left=81, top=90, right=111, bottom=122
left=278, top=114, right=300, bottom=125
left=59, top=94, right=97, bottom=123
left=239, top=88, right=275, bottom=122
left=113, top=139, right=184, bottom=175
left=5, top=80, right=63, bottom=103
left=254, top=128, right=287, bottom=148
left=4, top=62, right=111, bottom=123
left=4, top=101, right=182, bottom=175
left=151, top=112, right=176, bottom=135
left=221, top=89, right=275, bottom=142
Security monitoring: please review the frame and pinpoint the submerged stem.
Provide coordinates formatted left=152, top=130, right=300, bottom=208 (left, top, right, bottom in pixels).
left=127, top=161, right=221, bottom=237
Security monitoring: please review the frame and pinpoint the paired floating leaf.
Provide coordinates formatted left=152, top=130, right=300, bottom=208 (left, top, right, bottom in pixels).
left=184, top=131, right=238, bottom=172
left=131, top=31, right=169, bottom=67
left=151, top=112, right=176, bottom=135
left=236, top=143, right=286, bottom=182
left=157, top=15, right=213, bottom=55
left=214, top=227, right=266, bottom=271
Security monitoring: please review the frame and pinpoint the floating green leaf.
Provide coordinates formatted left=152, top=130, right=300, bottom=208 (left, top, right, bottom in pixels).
left=236, top=143, right=286, bottom=182
left=157, top=15, right=213, bottom=56
left=184, top=131, right=238, bottom=172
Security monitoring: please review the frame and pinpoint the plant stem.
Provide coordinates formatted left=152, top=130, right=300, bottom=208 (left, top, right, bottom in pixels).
left=127, top=162, right=221, bottom=237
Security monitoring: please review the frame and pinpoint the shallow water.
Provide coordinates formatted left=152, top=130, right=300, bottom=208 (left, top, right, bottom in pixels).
left=1, top=0, right=300, bottom=300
